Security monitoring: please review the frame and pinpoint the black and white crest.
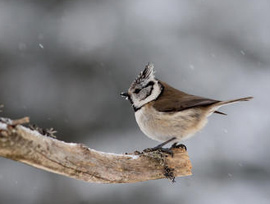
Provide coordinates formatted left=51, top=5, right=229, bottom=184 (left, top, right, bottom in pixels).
left=123, top=63, right=162, bottom=111
left=131, top=63, right=155, bottom=89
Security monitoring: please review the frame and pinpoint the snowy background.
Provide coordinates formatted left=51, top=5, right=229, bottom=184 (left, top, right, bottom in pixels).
left=0, top=0, right=269, bottom=204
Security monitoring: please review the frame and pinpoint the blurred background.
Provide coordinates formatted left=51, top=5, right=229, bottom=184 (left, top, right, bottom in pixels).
left=0, top=0, right=269, bottom=203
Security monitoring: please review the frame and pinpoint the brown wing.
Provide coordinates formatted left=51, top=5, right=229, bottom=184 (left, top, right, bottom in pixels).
left=153, top=81, right=220, bottom=112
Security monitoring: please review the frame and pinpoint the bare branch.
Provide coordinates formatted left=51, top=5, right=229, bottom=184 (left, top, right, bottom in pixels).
left=10, top=117, right=30, bottom=126
left=0, top=117, right=192, bottom=183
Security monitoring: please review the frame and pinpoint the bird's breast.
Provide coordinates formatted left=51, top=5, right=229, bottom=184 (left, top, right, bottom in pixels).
left=134, top=103, right=208, bottom=142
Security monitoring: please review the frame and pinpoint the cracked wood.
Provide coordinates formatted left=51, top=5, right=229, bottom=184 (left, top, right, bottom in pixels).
left=0, top=118, right=192, bottom=183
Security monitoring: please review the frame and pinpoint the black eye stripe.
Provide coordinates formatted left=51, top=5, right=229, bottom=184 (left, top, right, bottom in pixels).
left=134, top=81, right=154, bottom=94
left=144, top=81, right=154, bottom=88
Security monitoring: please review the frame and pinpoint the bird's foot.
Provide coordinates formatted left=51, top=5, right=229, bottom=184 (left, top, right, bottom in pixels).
left=143, top=137, right=177, bottom=156
left=170, top=143, right=187, bottom=151
left=143, top=146, right=174, bottom=156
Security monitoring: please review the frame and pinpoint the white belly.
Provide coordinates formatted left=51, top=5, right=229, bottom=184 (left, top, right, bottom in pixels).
left=135, top=104, right=208, bottom=142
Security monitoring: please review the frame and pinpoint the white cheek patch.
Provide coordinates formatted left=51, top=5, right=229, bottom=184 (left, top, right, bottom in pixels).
left=132, top=82, right=161, bottom=109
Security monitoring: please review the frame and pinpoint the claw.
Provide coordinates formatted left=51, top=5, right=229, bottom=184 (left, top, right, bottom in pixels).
left=143, top=147, right=174, bottom=156
left=143, top=137, right=177, bottom=156
left=170, top=143, right=187, bottom=151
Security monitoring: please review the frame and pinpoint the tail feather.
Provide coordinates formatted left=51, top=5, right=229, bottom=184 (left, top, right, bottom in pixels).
left=217, top=96, right=253, bottom=106
left=214, top=110, right=227, bottom=115
left=210, top=96, right=253, bottom=116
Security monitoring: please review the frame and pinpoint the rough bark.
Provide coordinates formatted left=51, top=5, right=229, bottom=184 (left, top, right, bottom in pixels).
left=0, top=117, right=192, bottom=183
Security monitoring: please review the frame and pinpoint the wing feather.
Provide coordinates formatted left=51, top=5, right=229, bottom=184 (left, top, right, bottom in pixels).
left=153, top=81, right=220, bottom=112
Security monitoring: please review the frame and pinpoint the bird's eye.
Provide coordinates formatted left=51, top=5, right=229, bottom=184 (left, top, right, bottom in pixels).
left=134, top=89, right=140, bottom=94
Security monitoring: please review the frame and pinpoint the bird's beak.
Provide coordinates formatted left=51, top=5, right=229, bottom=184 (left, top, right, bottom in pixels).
left=120, top=92, right=130, bottom=100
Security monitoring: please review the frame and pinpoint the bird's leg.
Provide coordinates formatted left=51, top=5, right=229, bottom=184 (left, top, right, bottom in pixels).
left=143, top=137, right=177, bottom=155
left=170, top=142, right=187, bottom=151
left=152, top=137, right=177, bottom=150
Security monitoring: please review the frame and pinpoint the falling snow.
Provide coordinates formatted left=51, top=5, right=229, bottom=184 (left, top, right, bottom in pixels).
left=39, top=43, right=44, bottom=49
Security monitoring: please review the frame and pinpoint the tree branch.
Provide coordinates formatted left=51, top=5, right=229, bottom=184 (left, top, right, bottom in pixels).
left=0, top=117, right=192, bottom=183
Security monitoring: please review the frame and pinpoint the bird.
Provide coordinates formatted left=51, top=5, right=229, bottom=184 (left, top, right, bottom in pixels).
left=121, top=63, right=253, bottom=152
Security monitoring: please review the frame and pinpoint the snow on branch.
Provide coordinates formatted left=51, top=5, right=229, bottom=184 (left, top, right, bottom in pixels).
left=0, top=117, right=192, bottom=183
